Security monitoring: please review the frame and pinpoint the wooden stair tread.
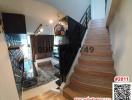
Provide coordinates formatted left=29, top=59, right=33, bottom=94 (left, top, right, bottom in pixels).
left=69, top=78, right=112, bottom=96
left=81, top=50, right=112, bottom=54
left=86, top=37, right=109, bottom=40
left=74, top=66, right=115, bottom=80
left=79, top=55, right=113, bottom=61
left=75, top=64, right=115, bottom=75
left=79, top=59, right=114, bottom=67
left=70, top=75, right=112, bottom=89
left=71, top=72, right=114, bottom=86
left=81, top=51, right=112, bottom=57
left=79, top=57, right=114, bottom=66
left=85, top=39, right=110, bottom=42
left=73, top=70, right=114, bottom=82
left=84, top=43, right=111, bottom=46
left=63, top=87, right=111, bottom=99
left=85, top=41, right=110, bottom=44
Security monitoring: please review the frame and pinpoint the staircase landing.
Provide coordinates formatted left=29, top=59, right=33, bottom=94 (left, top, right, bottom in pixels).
left=27, top=91, right=67, bottom=100
left=63, top=20, right=115, bottom=100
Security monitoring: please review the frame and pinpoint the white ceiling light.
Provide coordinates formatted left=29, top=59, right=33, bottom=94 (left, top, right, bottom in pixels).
left=40, top=28, right=44, bottom=32
left=49, top=19, right=53, bottom=24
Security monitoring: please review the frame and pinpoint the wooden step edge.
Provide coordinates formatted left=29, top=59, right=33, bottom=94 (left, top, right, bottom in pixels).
left=77, top=63, right=115, bottom=71
left=63, top=87, right=112, bottom=100
left=71, top=73, right=113, bottom=87
left=84, top=43, right=111, bottom=45
left=86, top=35, right=109, bottom=37
left=84, top=43, right=111, bottom=46
left=80, top=53, right=113, bottom=58
left=72, top=72, right=114, bottom=85
left=83, top=45, right=111, bottom=48
left=78, top=59, right=114, bottom=68
left=81, top=51, right=112, bottom=56
left=79, top=56, right=113, bottom=62
left=74, top=65, right=116, bottom=77
left=85, top=38, right=110, bottom=40
left=85, top=41, right=110, bottom=44
left=81, top=53, right=112, bottom=57
left=73, top=70, right=115, bottom=82
left=69, top=83, right=112, bottom=97
left=85, top=40, right=110, bottom=42
left=70, top=77, right=112, bottom=89
left=70, top=78, right=112, bottom=95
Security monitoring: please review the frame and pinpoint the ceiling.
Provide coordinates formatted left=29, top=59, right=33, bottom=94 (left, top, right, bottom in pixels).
left=43, top=0, right=91, bottom=22
left=0, top=0, right=90, bottom=35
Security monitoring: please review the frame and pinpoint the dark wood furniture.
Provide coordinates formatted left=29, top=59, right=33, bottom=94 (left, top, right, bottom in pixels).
left=30, top=35, right=54, bottom=61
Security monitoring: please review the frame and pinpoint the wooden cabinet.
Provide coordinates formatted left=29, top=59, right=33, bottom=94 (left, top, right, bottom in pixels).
left=30, top=35, right=54, bottom=60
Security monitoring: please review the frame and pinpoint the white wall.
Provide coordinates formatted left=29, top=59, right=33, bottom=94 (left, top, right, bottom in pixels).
left=0, top=26, right=19, bottom=100
left=44, top=0, right=91, bottom=22
left=109, top=0, right=132, bottom=81
left=91, top=0, right=105, bottom=19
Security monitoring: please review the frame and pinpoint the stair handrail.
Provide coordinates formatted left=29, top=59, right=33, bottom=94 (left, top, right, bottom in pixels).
left=80, top=5, right=91, bottom=28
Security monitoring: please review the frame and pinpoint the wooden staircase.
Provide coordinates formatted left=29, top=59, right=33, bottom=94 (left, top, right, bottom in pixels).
left=63, top=20, right=115, bottom=100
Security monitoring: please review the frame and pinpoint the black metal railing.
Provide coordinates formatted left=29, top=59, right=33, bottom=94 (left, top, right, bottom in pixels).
left=79, top=5, right=91, bottom=43
left=80, top=5, right=91, bottom=28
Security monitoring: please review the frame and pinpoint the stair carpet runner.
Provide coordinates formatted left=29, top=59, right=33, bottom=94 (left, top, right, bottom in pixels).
left=63, top=20, right=115, bottom=100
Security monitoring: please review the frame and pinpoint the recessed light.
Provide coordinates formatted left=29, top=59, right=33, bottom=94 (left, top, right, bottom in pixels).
left=49, top=20, right=53, bottom=24
left=40, top=28, right=44, bottom=32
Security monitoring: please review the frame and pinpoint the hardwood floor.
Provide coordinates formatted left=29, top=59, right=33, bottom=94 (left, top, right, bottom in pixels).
left=27, top=91, right=67, bottom=100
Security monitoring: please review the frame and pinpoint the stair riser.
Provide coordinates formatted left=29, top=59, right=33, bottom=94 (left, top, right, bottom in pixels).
left=76, top=63, right=114, bottom=70
left=83, top=44, right=111, bottom=47
left=86, top=39, right=110, bottom=41
left=79, top=58, right=114, bottom=67
left=73, top=72, right=114, bottom=84
left=85, top=43, right=110, bottom=46
left=85, top=40, right=110, bottom=42
left=84, top=45, right=110, bottom=47
left=82, top=44, right=111, bottom=53
left=86, top=37, right=109, bottom=39
left=71, top=75, right=113, bottom=87
left=86, top=36, right=109, bottom=38
left=87, top=32, right=108, bottom=35
left=85, top=41, right=110, bottom=44
left=74, top=67, right=114, bottom=80
left=81, top=52, right=112, bottom=57
left=89, top=28, right=107, bottom=31
left=80, top=56, right=112, bottom=61
left=70, top=79, right=112, bottom=96
left=87, top=33, right=108, bottom=35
